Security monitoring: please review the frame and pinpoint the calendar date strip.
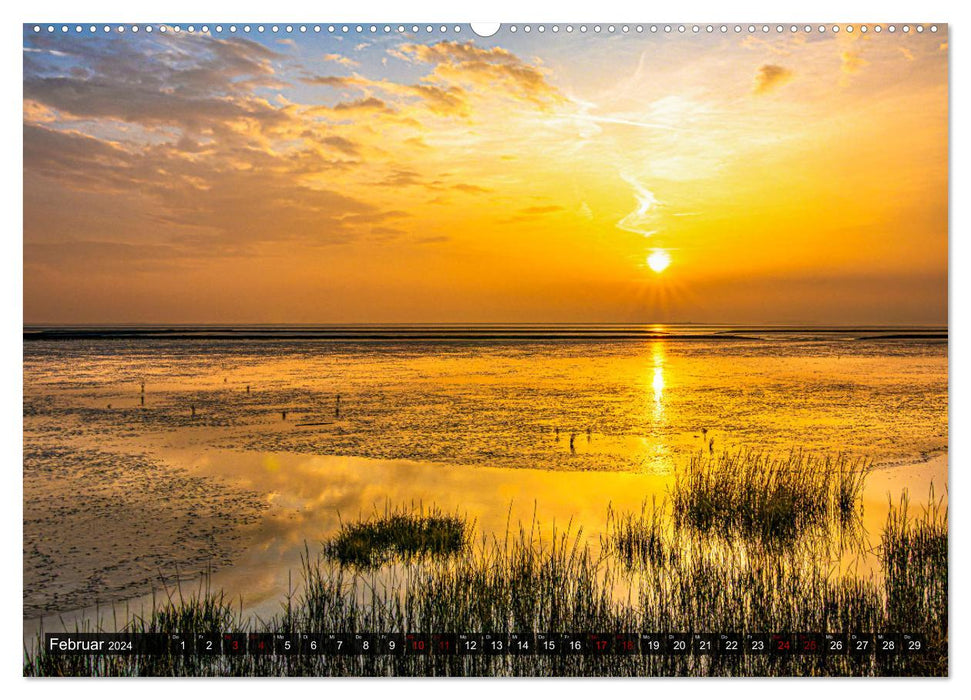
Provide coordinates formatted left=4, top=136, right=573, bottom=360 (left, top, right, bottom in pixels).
left=44, top=632, right=927, bottom=656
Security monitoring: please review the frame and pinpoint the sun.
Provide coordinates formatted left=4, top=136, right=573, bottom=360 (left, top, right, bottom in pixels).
left=647, top=250, right=671, bottom=273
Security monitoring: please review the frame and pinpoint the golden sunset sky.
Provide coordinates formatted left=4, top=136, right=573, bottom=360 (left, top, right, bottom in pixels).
left=23, top=25, right=948, bottom=324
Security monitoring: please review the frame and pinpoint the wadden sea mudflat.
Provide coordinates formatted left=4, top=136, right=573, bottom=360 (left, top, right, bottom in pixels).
left=23, top=331, right=948, bottom=676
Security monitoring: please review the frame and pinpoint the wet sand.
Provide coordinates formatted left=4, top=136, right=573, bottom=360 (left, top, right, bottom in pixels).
left=23, top=440, right=266, bottom=618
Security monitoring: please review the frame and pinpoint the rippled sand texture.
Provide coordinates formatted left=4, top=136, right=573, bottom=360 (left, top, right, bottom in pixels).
left=23, top=442, right=266, bottom=617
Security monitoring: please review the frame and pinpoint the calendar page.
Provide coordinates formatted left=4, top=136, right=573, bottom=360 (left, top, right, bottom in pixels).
left=22, top=21, right=948, bottom=678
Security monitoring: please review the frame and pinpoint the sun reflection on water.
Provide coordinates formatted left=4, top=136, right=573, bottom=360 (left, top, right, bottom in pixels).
left=651, top=340, right=666, bottom=407
left=637, top=339, right=669, bottom=470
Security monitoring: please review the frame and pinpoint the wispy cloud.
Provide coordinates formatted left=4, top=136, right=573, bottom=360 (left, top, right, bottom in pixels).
left=323, top=52, right=359, bottom=68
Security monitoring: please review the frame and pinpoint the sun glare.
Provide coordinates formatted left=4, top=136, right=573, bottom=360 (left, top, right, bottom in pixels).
left=647, top=250, right=671, bottom=273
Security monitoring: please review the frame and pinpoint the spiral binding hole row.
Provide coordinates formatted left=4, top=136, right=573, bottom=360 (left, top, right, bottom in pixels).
left=30, top=24, right=938, bottom=36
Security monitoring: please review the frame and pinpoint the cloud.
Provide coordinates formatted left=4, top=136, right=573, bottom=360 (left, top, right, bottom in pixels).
left=323, top=53, right=359, bottom=67
left=616, top=173, right=661, bottom=237
left=304, top=74, right=469, bottom=117
left=504, top=204, right=565, bottom=222
left=841, top=50, right=868, bottom=74
left=403, top=83, right=468, bottom=116
left=23, top=99, right=57, bottom=123
left=301, top=41, right=565, bottom=122
left=23, top=33, right=289, bottom=133
left=24, top=120, right=382, bottom=255
left=752, top=64, right=794, bottom=94
left=379, top=169, right=424, bottom=187
left=322, top=135, right=360, bottom=156
left=331, top=96, right=392, bottom=113
left=302, top=75, right=362, bottom=87
left=740, top=34, right=792, bottom=57
left=392, top=40, right=563, bottom=107
left=22, top=30, right=579, bottom=282
left=25, top=76, right=288, bottom=131
left=21, top=33, right=415, bottom=256
left=836, top=49, right=870, bottom=87
left=451, top=183, right=491, bottom=194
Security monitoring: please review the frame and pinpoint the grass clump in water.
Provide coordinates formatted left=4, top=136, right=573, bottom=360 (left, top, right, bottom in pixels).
left=604, top=499, right=672, bottom=569
left=323, top=503, right=469, bottom=569
left=671, top=450, right=868, bottom=541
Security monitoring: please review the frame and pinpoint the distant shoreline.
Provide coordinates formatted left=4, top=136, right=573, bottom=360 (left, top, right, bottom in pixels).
left=22, top=325, right=949, bottom=342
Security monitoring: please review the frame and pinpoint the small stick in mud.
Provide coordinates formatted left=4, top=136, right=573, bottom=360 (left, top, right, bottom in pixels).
left=570, top=432, right=576, bottom=453
left=191, top=405, right=196, bottom=417
left=281, top=410, right=287, bottom=420
left=246, top=385, right=250, bottom=394
left=335, top=394, right=342, bottom=418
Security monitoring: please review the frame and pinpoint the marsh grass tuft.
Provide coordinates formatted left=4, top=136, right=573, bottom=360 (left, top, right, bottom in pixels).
left=671, top=450, right=869, bottom=541
left=880, top=487, right=947, bottom=674
left=605, top=499, right=672, bottom=568
left=323, top=503, right=469, bottom=569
